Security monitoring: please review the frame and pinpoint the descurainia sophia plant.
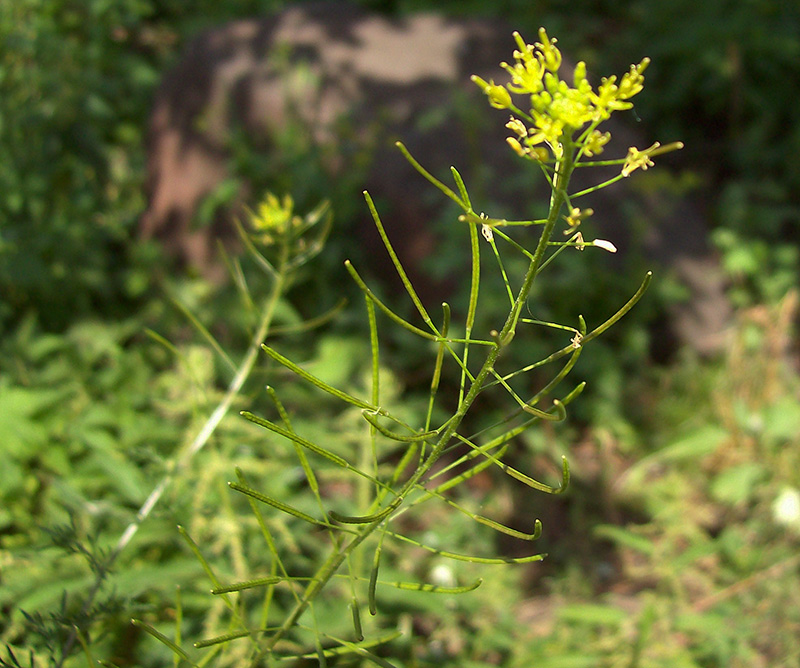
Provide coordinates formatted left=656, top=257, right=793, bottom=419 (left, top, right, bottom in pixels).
left=135, top=28, right=682, bottom=666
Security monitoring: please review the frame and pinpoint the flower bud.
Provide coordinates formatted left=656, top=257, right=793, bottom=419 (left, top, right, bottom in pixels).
left=592, top=239, right=618, bottom=253
left=487, top=84, right=512, bottom=109
left=506, top=137, right=528, bottom=157
left=472, top=76, right=512, bottom=109
left=505, top=117, right=528, bottom=137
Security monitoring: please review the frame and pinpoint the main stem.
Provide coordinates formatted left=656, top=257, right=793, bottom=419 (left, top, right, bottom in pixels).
left=255, top=148, right=575, bottom=664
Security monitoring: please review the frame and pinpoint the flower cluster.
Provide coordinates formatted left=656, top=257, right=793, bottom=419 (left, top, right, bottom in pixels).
left=472, top=29, right=650, bottom=164
left=249, top=192, right=297, bottom=245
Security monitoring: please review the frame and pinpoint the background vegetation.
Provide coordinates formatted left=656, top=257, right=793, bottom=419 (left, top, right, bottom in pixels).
left=1, top=0, right=799, bottom=666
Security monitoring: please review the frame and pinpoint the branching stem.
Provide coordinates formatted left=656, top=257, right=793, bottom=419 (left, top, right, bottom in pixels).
left=251, top=146, right=576, bottom=665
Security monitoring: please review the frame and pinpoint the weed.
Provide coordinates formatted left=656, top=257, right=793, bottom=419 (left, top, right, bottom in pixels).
left=128, top=29, right=675, bottom=666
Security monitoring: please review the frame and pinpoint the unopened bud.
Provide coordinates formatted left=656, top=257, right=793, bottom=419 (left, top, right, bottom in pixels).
left=506, top=137, right=528, bottom=157
left=506, top=117, right=528, bottom=137
left=472, top=76, right=512, bottom=109
left=592, top=239, right=618, bottom=253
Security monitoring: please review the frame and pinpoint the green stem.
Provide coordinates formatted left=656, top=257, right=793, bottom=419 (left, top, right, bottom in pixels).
left=253, top=144, right=577, bottom=664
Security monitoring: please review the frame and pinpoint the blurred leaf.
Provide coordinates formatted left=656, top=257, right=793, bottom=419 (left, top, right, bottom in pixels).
left=675, top=610, right=729, bottom=636
left=535, top=657, right=604, bottom=668
left=556, top=603, right=629, bottom=626
left=710, top=463, right=766, bottom=506
left=305, top=335, right=368, bottom=388
left=656, top=426, right=728, bottom=462
left=762, top=396, right=800, bottom=443
left=623, top=424, right=728, bottom=490
left=593, top=524, right=655, bottom=555
left=0, top=460, right=25, bottom=506
left=0, top=381, right=67, bottom=458
left=82, top=427, right=148, bottom=504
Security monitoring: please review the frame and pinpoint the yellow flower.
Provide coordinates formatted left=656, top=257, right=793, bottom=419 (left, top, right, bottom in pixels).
left=584, top=130, right=611, bottom=157
left=622, top=143, right=660, bottom=177
left=618, top=59, right=650, bottom=100
left=564, top=207, right=594, bottom=232
left=477, top=30, right=662, bottom=165
left=250, top=192, right=294, bottom=236
left=505, top=117, right=528, bottom=137
left=506, top=137, right=528, bottom=157
left=502, top=31, right=547, bottom=94
left=534, top=28, right=562, bottom=73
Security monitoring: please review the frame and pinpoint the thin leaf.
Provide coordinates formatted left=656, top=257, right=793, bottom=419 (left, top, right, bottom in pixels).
left=363, top=190, right=435, bottom=331
left=396, top=141, right=465, bottom=208
left=174, top=586, right=183, bottom=668
left=170, top=297, right=237, bottom=375
left=328, top=505, right=395, bottom=525
left=72, top=625, right=95, bottom=668
left=267, top=298, right=347, bottom=336
left=228, top=482, right=326, bottom=527
left=593, top=525, right=655, bottom=556
left=298, top=630, right=403, bottom=665
left=131, top=620, right=194, bottom=665
left=193, top=630, right=251, bottom=648
left=178, top=527, right=226, bottom=595
left=385, top=531, right=547, bottom=564
left=211, top=576, right=283, bottom=595
left=260, top=344, right=378, bottom=410
left=369, top=545, right=381, bottom=615
left=361, top=411, right=440, bottom=443
left=350, top=598, right=364, bottom=641
left=384, top=578, right=483, bottom=594
left=232, top=215, right=278, bottom=278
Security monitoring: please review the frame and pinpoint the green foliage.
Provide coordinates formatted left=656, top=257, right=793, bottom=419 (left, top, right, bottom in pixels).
left=569, top=298, right=800, bottom=667
left=0, top=0, right=161, bottom=330
left=0, top=0, right=286, bottom=332
left=1, top=189, right=335, bottom=666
